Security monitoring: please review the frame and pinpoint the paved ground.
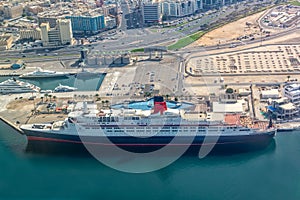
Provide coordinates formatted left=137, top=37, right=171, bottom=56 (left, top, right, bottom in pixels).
left=98, top=55, right=181, bottom=99
left=188, top=44, right=300, bottom=75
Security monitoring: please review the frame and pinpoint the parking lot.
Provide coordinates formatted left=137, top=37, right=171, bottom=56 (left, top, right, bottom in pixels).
left=98, top=55, right=181, bottom=99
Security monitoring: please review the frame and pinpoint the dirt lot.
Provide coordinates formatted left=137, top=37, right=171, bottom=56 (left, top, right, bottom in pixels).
left=190, top=11, right=270, bottom=47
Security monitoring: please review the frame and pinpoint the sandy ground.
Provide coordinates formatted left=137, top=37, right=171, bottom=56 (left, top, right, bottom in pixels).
left=190, top=10, right=272, bottom=47
left=183, top=73, right=300, bottom=96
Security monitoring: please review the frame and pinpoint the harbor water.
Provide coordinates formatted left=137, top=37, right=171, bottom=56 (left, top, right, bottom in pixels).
left=1, top=120, right=300, bottom=199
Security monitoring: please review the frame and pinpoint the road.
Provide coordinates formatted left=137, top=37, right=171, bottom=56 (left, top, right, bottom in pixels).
left=0, top=0, right=293, bottom=62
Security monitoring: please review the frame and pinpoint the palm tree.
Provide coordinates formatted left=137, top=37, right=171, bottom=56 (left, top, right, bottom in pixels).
left=105, top=100, right=109, bottom=107
left=53, top=96, right=56, bottom=102
left=48, top=94, right=52, bottom=102
left=40, top=96, right=44, bottom=103
left=287, top=75, right=291, bottom=82
left=44, top=93, right=49, bottom=102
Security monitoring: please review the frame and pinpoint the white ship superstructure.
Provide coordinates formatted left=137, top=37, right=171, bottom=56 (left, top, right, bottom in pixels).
left=0, top=78, right=41, bottom=94
left=20, top=68, right=69, bottom=79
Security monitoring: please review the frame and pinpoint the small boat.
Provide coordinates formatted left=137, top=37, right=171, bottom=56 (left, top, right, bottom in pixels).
left=20, top=67, right=69, bottom=79
left=277, top=124, right=295, bottom=132
left=54, top=84, right=77, bottom=92
left=40, top=90, right=53, bottom=93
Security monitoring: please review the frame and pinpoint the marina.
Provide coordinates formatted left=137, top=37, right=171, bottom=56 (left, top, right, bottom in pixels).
left=0, top=1, right=299, bottom=198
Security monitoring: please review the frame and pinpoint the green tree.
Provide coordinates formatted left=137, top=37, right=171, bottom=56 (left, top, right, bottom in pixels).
left=226, top=88, right=234, bottom=94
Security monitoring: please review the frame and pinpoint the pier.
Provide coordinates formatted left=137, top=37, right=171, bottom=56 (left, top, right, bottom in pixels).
left=0, top=116, right=24, bottom=135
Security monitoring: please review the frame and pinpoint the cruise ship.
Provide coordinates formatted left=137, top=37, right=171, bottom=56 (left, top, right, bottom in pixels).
left=19, top=68, right=69, bottom=79
left=0, top=78, right=41, bottom=94
left=54, top=84, right=77, bottom=92
left=21, top=97, right=276, bottom=154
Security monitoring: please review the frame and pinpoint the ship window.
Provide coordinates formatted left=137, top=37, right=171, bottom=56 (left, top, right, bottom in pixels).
left=240, top=129, right=250, bottom=131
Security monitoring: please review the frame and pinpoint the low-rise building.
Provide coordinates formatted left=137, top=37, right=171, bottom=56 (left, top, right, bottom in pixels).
left=20, top=28, right=41, bottom=40
left=105, top=16, right=117, bottom=29
left=3, top=4, right=23, bottom=19
left=268, top=98, right=298, bottom=120
left=219, top=88, right=238, bottom=103
left=0, top=34, right=13, bottom=50
left=212, top=100, right=245, bottom=114
left=260, top=89, right=280, bottom=100
left=284, top=83, right=300, bottom=107
left=11, top=59, right=24, bottom=69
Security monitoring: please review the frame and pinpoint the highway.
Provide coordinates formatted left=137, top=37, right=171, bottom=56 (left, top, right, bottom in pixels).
left=182, top=26, right=300, bottom=57
left=0, top=0, right=295, bottom=62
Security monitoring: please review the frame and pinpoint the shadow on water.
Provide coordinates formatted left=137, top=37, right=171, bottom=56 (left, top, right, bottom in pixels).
left=24, top=139, right=276, bottom=160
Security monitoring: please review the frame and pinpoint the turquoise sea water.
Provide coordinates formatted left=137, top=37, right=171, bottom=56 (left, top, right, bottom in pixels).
left=1, top=120, right=300, bottom=199
left=0, top=75, right=105, bottom=91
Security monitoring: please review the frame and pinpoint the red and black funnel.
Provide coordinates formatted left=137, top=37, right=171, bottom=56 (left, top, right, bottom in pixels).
left=153, top=96, right=167, bottom=115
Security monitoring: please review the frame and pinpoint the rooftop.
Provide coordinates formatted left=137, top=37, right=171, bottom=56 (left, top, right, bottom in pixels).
left=279, top=102, right=296, bottom=110
left=212, top=101, right=244, bottom=113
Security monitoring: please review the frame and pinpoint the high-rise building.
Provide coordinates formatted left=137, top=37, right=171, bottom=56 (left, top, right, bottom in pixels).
left=38, top=16, right=59, bottom=28
left=66, top=15, right=105, bottom=34
left=142, top=2, right=161, bottom=24
left=161, top=0, right=198, bottom=18
left=40, top=23, right=50, bottom=45
left=40, top=19, right=73, bottom=46
left=58, top=19, right=73, bottom=45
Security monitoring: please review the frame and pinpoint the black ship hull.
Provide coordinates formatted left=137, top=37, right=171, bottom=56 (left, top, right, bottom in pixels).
left=23, top=129, right=276, bottom=155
